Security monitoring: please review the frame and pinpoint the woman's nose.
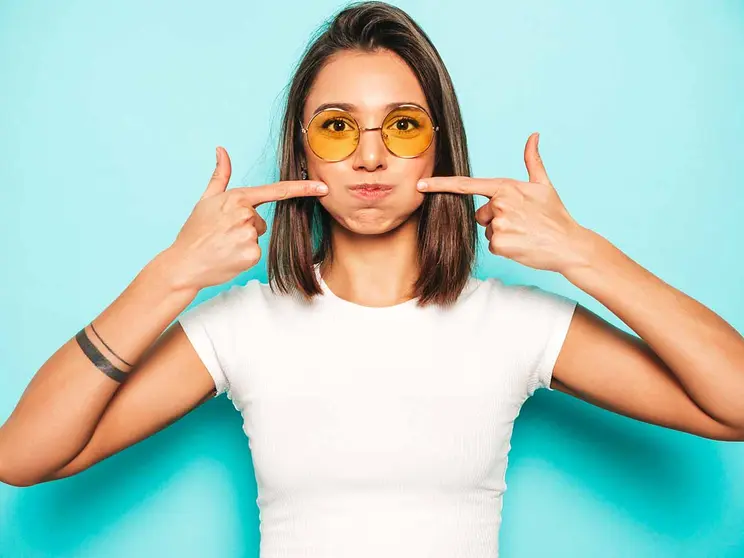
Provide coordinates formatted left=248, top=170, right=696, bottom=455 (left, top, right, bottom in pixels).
left=352, top=127, right=387, bottom=171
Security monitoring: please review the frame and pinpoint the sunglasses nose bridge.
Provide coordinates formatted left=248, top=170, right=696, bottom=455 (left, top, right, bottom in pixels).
left=352, top=125, right=390, bottom=166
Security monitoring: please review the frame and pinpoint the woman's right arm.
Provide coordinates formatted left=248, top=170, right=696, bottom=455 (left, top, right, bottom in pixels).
left=0, top=146, right=328, bottom=487
left=0, top=248, right=207, bottom=487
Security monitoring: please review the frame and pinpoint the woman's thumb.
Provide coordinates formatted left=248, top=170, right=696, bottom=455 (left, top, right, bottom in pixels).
left=201, top=146, right=232, bottom=200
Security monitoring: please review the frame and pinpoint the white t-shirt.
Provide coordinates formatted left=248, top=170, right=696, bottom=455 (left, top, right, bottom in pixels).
left=178, top=262, right=577, bottom=558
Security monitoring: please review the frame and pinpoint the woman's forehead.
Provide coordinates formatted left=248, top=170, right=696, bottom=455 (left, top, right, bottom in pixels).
left=304, top=50, right=429, bottom=119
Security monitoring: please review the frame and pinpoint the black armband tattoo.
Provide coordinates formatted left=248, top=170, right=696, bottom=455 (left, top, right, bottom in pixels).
left=90, top=321, right=134, bottom=367
left=75, top=327, right=130, bottom=383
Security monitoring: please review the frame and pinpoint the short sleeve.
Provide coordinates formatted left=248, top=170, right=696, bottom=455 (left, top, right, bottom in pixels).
left=508, top=284, right=578, bottom=396
left=178, top=284, right=246, bottom=398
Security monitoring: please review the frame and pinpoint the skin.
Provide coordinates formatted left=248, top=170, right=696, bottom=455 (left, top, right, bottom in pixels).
left=301, top=49, right=435, bottom=307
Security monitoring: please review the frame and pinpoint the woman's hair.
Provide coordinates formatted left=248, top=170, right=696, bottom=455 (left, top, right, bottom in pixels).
left=267, top=0, right=476, bottom=307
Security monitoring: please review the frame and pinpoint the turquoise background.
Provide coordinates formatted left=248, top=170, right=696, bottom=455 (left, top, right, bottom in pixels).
left=2, top=0, right=744, bottom=556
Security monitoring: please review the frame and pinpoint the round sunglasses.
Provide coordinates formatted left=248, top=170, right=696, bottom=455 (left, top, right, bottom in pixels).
left=299, top=103, right=439, bottom=162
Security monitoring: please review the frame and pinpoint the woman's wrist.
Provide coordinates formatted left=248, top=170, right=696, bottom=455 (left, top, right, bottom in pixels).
left=146, top=247, right=202, bottom=298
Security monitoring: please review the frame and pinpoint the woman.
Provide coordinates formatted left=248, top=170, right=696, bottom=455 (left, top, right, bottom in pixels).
left=1, top=1, right=743, bottom=557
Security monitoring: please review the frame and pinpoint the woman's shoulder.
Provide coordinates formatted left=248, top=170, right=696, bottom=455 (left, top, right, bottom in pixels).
left=476, top=275, right=577, bottom=316
left=179, top=278, right=266, bottom=324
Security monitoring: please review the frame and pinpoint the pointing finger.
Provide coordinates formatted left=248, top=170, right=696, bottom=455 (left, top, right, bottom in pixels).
left=232, top=180, right=329, bottom=208
left=417, top=176, right=513, bottom=198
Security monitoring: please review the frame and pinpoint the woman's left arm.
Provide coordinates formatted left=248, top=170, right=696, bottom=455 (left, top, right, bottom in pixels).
left=416, top=133, right=744, bottom=441
left=556, top=226, right=744, bottom=441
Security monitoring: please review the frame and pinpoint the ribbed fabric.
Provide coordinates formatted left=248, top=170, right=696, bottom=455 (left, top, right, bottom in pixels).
left=178, top=264, right=577, bottom=558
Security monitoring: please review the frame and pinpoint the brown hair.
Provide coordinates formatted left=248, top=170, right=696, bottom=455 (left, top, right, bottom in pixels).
left=267, top=0, right=476, bottom=307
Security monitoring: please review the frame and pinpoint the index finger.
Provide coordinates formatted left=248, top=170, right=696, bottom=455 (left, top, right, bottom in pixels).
left=231, top=180, right=329, bottom=208
left=417, top=176, right=513, bottom=198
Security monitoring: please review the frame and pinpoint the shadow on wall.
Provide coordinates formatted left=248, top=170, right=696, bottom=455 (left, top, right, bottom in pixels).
left=7, top=398, right=260, bottom=557
left=509, top=389, right=728, bottom=536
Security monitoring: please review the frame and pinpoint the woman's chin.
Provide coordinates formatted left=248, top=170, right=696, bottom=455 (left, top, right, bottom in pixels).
left=339, top=212, right=417, bottom=236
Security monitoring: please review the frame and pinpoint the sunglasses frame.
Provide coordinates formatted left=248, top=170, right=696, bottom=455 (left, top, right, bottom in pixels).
left=298, top=102, right=440, bottom=162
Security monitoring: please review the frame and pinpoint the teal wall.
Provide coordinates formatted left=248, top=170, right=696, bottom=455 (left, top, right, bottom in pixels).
left=2, top=0, right=743, bottom=556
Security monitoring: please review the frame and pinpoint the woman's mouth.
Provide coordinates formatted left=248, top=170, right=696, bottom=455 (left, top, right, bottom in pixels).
left=348, top=183, right=394, bottom=200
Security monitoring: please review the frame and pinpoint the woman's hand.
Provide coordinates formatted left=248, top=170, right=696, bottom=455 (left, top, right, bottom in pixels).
left=167, top=146, right=329, bottom=291
left=416, top=133, right=591, bottom=275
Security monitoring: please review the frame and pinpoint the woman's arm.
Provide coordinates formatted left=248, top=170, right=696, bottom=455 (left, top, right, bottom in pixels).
left=0, top=146, right=328, bottom=486
left=417, top=134, right=744, bottom=441
left=553, top=229, right=744, bottom=440
left=36, top=321, right=219, bottom=484
left=0, top=248, right=205, bottom=487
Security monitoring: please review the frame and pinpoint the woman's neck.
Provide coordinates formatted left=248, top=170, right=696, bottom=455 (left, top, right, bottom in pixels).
left=320, top=215, right=420, bottom=308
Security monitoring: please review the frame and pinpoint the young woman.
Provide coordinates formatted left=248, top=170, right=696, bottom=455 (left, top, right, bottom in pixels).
left=1, top=1, right=743, bottom=557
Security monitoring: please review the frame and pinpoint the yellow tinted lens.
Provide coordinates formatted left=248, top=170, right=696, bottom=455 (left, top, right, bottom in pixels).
left=382, top=106, right=434, bottom=157
left=306, top=109, right=359, bottom=161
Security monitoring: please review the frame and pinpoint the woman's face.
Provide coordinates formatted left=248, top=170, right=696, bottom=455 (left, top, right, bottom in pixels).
left=301, top=49, right=436, bottom=235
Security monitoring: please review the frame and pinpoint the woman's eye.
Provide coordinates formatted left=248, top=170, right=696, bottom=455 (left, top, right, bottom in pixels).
left=390, top=118, right=419, bottom=131
left=321, top=118, right=352, bottom=132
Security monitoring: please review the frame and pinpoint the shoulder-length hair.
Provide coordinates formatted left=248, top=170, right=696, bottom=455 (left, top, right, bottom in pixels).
left=267, top=0, right=476, bottom=308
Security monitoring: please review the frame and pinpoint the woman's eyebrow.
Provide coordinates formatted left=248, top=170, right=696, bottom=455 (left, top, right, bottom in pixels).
left=312, top=101, right=423, bottom=113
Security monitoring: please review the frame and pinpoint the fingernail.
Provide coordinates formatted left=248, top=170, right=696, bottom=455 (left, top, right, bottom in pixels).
left=316, top=184, right=328, bottom=193
left=215, top=147, right=220, bottom=164
left=417, top=180, right=428, bottom=190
